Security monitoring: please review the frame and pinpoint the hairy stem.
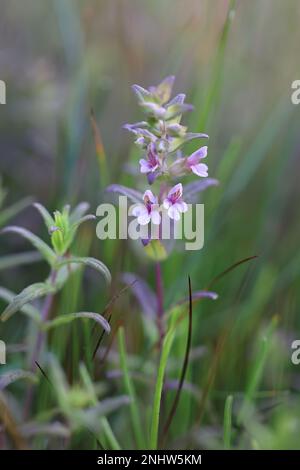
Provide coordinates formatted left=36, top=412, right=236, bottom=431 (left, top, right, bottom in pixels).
left=155, top=262, right=164, bottom=347
left=24, top=270, right=57, bottom=418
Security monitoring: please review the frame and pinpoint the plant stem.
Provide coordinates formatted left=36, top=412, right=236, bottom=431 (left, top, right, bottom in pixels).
left=24, top=270, right=56, bottom=418
left=155, top=262, right=164, bottom=347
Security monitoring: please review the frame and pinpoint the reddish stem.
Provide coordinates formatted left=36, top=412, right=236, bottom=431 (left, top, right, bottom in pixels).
left=24, top=270, right=56, bottom=418
left=155, top=262, right=164, bottom=347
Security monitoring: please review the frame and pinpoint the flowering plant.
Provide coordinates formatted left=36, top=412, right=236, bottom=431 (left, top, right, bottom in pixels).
left=108, top=76, right=218, bottom=255
left=107, top=76, right=219, bottom=352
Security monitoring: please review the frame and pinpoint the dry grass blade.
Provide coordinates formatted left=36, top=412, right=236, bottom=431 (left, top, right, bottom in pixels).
left=161, top=276, right=193, bottom=444
left=92, top=281, right=137, bottom=359
left=0, top=392, right=28, bottom=449
left=207, top=255, right=258, bottom=288
left=35, top=361, right=53, bottom=388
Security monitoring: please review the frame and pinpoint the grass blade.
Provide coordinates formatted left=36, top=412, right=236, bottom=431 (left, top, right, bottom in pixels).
left=150, top=328, right=175, bottom=449
left=223, top=394, right=233, bottom=449
left=162, top=276, right=193, bottom=441
left=118, top=327, right=145, bottom=449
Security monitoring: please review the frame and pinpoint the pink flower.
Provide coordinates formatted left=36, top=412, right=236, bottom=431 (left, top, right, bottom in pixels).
left=186, top=146, right=208, bottom=177
left=132, top=190, right=161, bottom=225
left=163, top=183, right=188, bottom=221
left=139, top=143, right=159, bottom=174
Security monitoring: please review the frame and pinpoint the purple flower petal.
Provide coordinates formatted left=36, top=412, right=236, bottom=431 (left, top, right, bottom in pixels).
left=188, top=146, right=208, bottom=164
left=190, top=163, right=209, bottom=177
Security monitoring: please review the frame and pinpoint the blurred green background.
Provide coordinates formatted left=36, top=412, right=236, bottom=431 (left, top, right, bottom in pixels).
left=1, top=0, right=300, bottom=450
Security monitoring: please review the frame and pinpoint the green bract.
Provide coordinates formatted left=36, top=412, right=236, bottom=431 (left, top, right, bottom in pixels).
left=34, top=202, right=96, bottom=257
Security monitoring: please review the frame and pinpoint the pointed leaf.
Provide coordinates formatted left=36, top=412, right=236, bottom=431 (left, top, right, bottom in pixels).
left=176, top=290, right=218, bottom=307
left=1, top=282, right=55, bottom=322
left=56, top=257, right=111, bottom=284
left=184, top=178, right=219, bottom=202
left=0, top=370, right=38, bottom=390
left=20, top=422, right=70, bottom=439
left=0, top=226, right=56, bottom=266
left=106, top=184, right=143, bottom=204
left=131, top=84, right=153, bottom=103
left=0, top=251, right=42, bottom=271
left=71, top=214, right=96, bottom=230
left=164, top=103, right=194, bottom=121
left=45, top=311, right=111, bottom=333
left=169, top=132, right=209, bottom=153
left=167, top=93, right=186, bottom=106
left=69, top=202, right=90, bottom=224
left=150, top=75, right=175, bottom=104
left=33, top=203, right=55, bottom=229
left=0, top=196, right=33, bottom=227
left=0, top=287, right=41, bottom=323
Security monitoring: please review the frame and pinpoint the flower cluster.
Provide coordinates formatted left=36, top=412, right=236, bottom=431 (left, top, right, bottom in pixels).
left=124, top=76, right=209, bottom=226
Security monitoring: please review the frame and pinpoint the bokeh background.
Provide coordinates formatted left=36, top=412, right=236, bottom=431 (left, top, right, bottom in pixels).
left=1, top=0, right=300, bottom=450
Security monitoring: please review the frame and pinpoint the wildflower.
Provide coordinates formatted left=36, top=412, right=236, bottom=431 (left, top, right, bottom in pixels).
left=186, top=146, right=208, bottom=177
left=163, top=183, right=188, bottom=221
left=117, top=77, right=213, bottom=229
left=139, top=143, right=160, bottom=174
left=132, top=190, right=161, bottom=225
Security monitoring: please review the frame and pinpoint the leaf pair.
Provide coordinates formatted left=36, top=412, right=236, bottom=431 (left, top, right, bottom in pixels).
left=0, top=258, right=111, bottom=322
left=34, top=202, right=96, bottom=257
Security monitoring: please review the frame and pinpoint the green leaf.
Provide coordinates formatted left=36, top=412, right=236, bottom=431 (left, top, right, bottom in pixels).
left=1, top=226, right=56, bottom=266
left=20, top=422, right=70, bottom=439
left=118, top=327, right=145, bottom=449
left=223, top=395, right=233, bottom=450
left=0, top=370, right=38, bottom=390
left=0, top=251, right=42, bottom=271
left=168, top=132, right=208, bottom=153
left=0, top=287, right=41, bottom=323
left=152, top=75, right=175, bottom=104
left=131, top=84, right=154, bottom=103
left=0, top=196, right=33, bottom=227
left=52, top=264, right=80, bottom=291
left=71, top=214, right=96, bottom=230
left=44, top=312, right=111, bottom=333
left=1, top=282, right=55, bottom=322
left=69, top=202, right=90, bottom=224
left=56, top=256, right=111, bottom=283
left=164, top=103, right=193, bottom=120
left=150, top=327, right=175, bottom=449
left=33, top=203, right=55, bottom=229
